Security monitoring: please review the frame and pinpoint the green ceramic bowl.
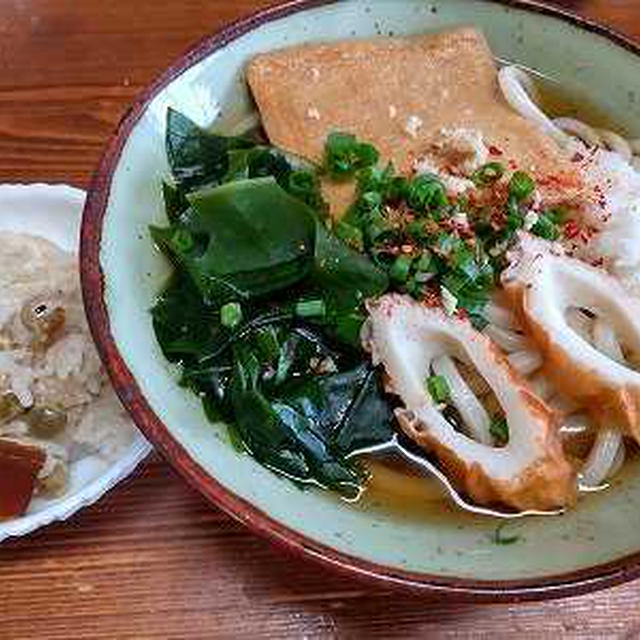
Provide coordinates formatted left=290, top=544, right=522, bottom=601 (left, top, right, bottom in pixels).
left=81, top=0, right=640, bottom=601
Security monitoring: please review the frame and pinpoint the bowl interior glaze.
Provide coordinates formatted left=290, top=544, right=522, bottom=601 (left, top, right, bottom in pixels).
left=85, top=0, right=640, bottom=597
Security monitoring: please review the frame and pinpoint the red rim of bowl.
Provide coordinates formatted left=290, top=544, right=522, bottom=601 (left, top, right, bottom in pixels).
left=80, top=0, right=640, bottom=602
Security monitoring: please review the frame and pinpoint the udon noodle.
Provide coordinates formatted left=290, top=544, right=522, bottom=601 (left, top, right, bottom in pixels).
left=499, top=64, right=640, bottom=166
left=494, top=65, right=637, bottom=488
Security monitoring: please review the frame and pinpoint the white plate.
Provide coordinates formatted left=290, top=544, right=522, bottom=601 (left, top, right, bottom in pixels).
left=0, top=183, right=152, bottom=543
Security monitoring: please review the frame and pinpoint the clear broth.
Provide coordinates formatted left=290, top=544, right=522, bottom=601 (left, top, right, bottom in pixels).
left=523, top=65, right=626, bottom=134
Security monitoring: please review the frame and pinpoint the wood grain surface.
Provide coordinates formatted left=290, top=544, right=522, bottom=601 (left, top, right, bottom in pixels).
left=1, top=1, right=640, bottom=638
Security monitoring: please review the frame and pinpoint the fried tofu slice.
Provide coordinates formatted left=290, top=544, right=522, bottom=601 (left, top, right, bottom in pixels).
left=247, top=27, right=581, bottom=213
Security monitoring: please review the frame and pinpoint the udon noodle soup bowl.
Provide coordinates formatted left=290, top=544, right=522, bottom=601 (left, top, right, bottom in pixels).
left=81, top=0, right=640, bottom=601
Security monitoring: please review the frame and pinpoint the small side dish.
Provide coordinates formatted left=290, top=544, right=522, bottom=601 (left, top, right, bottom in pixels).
left=149, top=26, right=640, bottom=516
left=0, top=188, right=143, bottom=523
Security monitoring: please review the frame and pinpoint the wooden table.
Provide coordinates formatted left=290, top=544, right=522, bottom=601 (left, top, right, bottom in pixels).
left=1, top=1, right=640, bottom=637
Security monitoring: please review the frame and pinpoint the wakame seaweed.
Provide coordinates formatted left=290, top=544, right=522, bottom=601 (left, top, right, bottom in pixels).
left=165, top=108, right=327, bottom=213
left=152, top=177, right=318, bottom=301
left=151, top=109, right=393, bottom=497
left=166, top=108, right=256, bottom=191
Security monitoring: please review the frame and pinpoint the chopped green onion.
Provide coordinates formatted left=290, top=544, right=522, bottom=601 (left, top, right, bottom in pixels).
left=433, top=235, right=454, bottom=256
left=366, top=214, right=395, bottom=244
left=334, top=220, right=364, bottom=251
left=358, top=163, right=394, bottom=195
left=546, top=207, right=568, bottom=224
left=433, top=232, right=462, bottom=257
left=493, top=522, right=521, bottom=545
left=530, top=207, right=565, bottom=241
left=220, top=302, right=243, bottom=329
left=414, top=250, right=435, bottom=274
left=295, top=299, right=327, bottom=318
left=170, top=228, right=194, bottom=253
left=441, top=271, right=471, bottom=297
left=387, top=176, right=410, bottom=201
left=506, top=195, right=524, bottom=231
left=490, top=415, right=509, bottom=445
left=531, top=213, right=561, bottom=241
left=407, top=174, right=448, bottom=212
left=285, top=169, right=327, bottom=213
left=287, top=170, right=316, bottom=197
left=405, top=220, right=428, bottom=240
left=469, top=313, right=490, bottom=331
left=355, top=143, right=379, bottom=169
left=471, top=162, right=505, bottom=187
left=450, top=243, right=475, bottom=273
left=288, top=170, right=314, bottom=191
left=441, top=285, right=458, bottom=316
left=389, top=254, right=413, bottom=283
left=361, top=190, right=383, bottom=210
left=426, top=375, right=451, bottom=404
left=456, top=194, right=471, bottom=210
left=405, top=277, right=423, bottom=297
left=325, top=132, right=379, bottom=178
left=508, top=171, right=535, bottom=202
left=413, top=271, right=434, bottom=284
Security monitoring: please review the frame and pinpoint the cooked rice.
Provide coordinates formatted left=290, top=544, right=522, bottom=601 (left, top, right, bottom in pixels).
left=0, top=232, right=136, bottom=500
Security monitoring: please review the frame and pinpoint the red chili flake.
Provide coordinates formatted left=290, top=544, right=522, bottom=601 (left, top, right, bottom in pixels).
left=488, top=145, right=503, bottom=156
left=564, top=219, right=580, bottom=239
left=421, top=288, right=441, bottom=308
left=490, top=207, right=506, bottom=225
left=580, top=226, right=597, bottom=245
left=508, top=160, right=518, bottom=171
left=590, top=185, right=607, bottom=209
